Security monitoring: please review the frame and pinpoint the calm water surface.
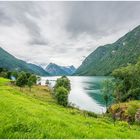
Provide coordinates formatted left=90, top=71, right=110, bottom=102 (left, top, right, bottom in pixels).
left=41, top=76, right=110, bottom=114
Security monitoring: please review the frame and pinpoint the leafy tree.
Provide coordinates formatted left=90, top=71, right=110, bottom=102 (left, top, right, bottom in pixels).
left=11, top=71, right=18, bottom=80
left=27, top=75, right=37, bottom=91
left=16, top=71, right=27, bottom=90
left=0, top=71, right=8, bottom=78
left=37, top=76, right=41, bottom=85
left=102, top=79, right=114, bottom=109
left=55, top=86, right=69, bottom=106
left=26, top=72, right=32, bottom=79
left=112, top=59, right=140, bottom=102
left=45, top=79, right=50, bottom=86
left=54, top=76, right=71, bottom=107
left=54, top=76, right=71, bottom=92
left=0, top=68, right=10, bottom=79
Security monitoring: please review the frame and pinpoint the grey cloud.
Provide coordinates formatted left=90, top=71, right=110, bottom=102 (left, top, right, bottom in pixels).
left=0, top=1, right=47, bottom=45
left=65, top=1, right=140, bottom=38
left=1, top=2, right=140, bottom=67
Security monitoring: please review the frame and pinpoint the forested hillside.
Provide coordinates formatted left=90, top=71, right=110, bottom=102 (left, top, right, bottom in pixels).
left=75, top=25, right=140, bottom=75
left=0, top=47, right=49, bottom=76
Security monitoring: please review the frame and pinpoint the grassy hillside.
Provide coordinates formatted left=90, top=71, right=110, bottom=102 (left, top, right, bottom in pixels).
left=0, top=47, right=49, bottom=76
left=75, top=25, right=140, bottom=75
left=0, top=78, right=140, bottom=138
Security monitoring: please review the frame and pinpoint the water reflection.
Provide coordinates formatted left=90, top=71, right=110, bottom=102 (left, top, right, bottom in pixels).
left=41, top=76, right=109, bottom=114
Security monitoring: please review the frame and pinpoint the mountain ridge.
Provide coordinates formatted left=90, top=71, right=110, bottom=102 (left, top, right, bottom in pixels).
left=0, top=47, right=50, bottom=76
left=45, top=63, right=76, bottom=76
left=75, top=25, right=140, bottom=75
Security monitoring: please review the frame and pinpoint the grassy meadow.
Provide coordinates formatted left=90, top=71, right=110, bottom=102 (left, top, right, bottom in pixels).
left=0, top=78, right=140, bottom=139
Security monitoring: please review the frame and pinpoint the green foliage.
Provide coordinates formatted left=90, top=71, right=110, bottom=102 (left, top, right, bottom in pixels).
left=54, top=76, right=70, bottom=107
left=11, top=71, right=18, bottom=79
left=0, top=78, right=140, bottom=138
left=0, top=47, right=49, bottom=76
left=75, top=25, right=140, bottom=76
left=16, top=72, right=28, bottom=89
left=127, top=103, right=139, bottom=122
left=102, top=79, right=114, bottom=108
left=112, top=59, right=140, bottom=102
left=109, top=101, right=140, bottom=123
left=0, top=68, right=8, bottom=78
left=27, top=75, right=37, bottom=91
left=45, top=79, right=50, bottom=85
left=54, top=76, right=71, bottom=91
left=0, top=71, right=8, bottom=78
left=126, top=88, right=140, bottom=100
left=83, top=111, right=98, bottom=118
left=55, top=86, right=69, bottom=106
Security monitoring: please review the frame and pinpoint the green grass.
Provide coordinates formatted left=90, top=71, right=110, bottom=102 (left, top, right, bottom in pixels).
left=0, top=78, right=140, bottom=138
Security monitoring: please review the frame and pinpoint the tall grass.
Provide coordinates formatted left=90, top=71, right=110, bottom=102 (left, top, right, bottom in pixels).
left=0, top=78, right=140, bottom=138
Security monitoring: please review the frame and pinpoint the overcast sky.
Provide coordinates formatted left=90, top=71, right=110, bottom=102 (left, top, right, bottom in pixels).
left=0, top=1, right=140, bottom=68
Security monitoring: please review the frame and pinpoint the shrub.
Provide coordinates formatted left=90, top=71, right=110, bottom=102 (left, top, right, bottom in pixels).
left=126, top=88, right=140, bottom=100
left=127, top=103, right=139, bottom=122
left=27, top=74, right=37, bottom=91
left=102, top=79, right=114, bottom=109
left=55, top=86, right=69, bottom=107
left=0, top=71, right=8, bottom=78
left=45, top=80, right=50, bottom=86
left=83, top=111, right=98, bottom=118
left=54, top=76, right=71, bottom=92
left=11, top=71, right=18, bottom=79
left=16, top=71, right=28, bottom=90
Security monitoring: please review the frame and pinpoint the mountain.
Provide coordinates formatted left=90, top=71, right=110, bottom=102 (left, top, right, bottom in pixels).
left=75, top=25, right=140, bottom=76
left=0, top=47, right=49, bottom=76
left=45, top=63, right=76, bottom=76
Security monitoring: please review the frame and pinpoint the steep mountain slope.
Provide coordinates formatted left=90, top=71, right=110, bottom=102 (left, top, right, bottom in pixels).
left=0, top=47, right=49, bottom=76
left=75, top=25, right=140, bottom=75
left=45, top=63, right=76, bottom=76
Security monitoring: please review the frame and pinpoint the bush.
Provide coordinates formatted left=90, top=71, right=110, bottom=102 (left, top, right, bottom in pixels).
left=83, top=111, right=98, bottom=118
left=27, top=74, right=37, bottom=91
left=16, top=71, right=28, bottom=89
left=127, top=103, right=139, bottom=122
left=54, top=76, right=71, bottom=92
left=127, top=88, right=140, bottom=100
left=112, top=59, right=140, bottom=102
left=0, top=71, right=8, bottom=78
left=55, top=86, right=69, bottom=107
left=45, top=80, right=50, bottom=86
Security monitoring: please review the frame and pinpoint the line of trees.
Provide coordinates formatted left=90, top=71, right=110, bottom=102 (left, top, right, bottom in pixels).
left=54, top=76, right=71, bottom=107
left=112, top=60, right=140, bottom=102
left=101, top=60, right=140, bottom=123
left=16, top=71, right=37, bottom=91
left=102, top=79, right=115, bottom=110
left=0, top=68, right=37, bottom=91
left=102, top=59, right=140, bottom=110
left=0, top=68, right=12, bottom=79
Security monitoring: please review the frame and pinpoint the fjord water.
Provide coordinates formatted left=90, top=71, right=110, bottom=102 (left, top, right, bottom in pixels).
left=41, top=76, right=109, bottom=114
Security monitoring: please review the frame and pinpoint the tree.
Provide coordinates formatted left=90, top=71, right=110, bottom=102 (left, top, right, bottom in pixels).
left=112, top=59, right=140, bottom=102
left=11, top=71, right=18, bottom=80
left=0, top=68, right=9, bottom=78
left=37, top=76, right=41, bottom=85
left=53, top=76, right=71, bottom=107
left=102, top=79, right=114, bottom=110
left=16, top=72, right=27, bottom=90
left=55, top=86, right=69, bottom=106
left=0, top=71, right=8, bottom=78
left=45, top=79, right=50, bottom=86
left=27, top=75, right=37, bottom=91
left=54, top=76, right=71, bottom=92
